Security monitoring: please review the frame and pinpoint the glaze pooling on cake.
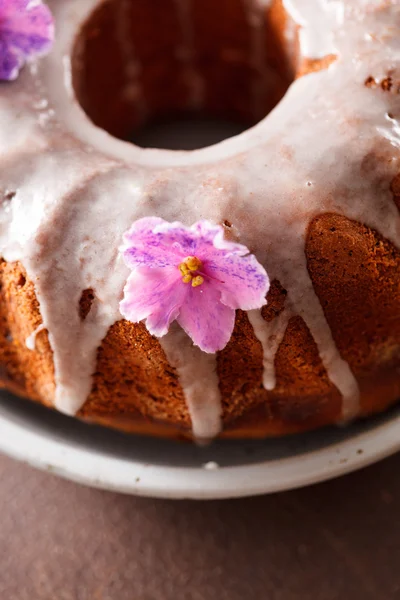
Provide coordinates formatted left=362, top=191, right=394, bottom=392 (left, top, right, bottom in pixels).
left=0, top=0, right=399, bottom=439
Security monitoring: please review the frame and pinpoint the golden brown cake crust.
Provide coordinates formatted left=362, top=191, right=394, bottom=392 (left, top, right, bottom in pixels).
left=2, top=208, right=400, bottom=440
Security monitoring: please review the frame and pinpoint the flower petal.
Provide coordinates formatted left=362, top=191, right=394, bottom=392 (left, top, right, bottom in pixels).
left=122, top=217, right=216, bottom=270
left=120, top=216, right=270, bottom=351
left=2, top=1, right=54, bottom=47
left=190, top=220, right=252, bottom=260
left=154, top=220, right=203, bottom=255
left=177, top=283, right=236, bottom=353
left=204, top=252, right=270, bottom=311
left=0, top=0, right=54, bottom=80
left=189, top=220, right=224, bottom=245
left=0, top=38, right=22, bottom=80
left=122, top=217, right=196, bottom=270
left=2, top=28, right=53, bottom=56
left=120, top=266, right=187, bottom=337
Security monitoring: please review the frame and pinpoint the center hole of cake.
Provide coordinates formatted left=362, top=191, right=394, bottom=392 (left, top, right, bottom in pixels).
left=72, top=0, right=295, bottom=150
left=131, top=115, right=246, bottom=150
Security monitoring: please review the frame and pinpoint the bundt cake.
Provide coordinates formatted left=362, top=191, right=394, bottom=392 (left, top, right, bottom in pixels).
left=0, top=0, right=399, bottom=441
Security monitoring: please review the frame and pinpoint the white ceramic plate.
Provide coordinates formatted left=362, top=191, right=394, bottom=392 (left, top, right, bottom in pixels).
left=0, top=390, right=400, bottom=499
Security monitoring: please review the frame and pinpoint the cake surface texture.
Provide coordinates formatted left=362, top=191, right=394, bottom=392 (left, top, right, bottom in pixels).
left=1, top=0, right=400, bottom=440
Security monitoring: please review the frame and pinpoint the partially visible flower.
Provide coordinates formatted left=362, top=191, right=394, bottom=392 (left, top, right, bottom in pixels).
left=120, top=217, right=270, bottom=353
left=0, top=0, right=54, bottom=81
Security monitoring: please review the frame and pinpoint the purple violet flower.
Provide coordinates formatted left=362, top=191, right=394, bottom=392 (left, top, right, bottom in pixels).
left=0, top=0, right=54, bottom=81
left=120, top=217, right=270, bottom=353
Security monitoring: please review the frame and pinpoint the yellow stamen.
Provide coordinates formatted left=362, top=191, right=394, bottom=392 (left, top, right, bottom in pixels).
left=191, top=275, right=204, bottom=288
left=185, top=256, right=202, bottom=272
left=178, top=256, right=204, bottom=286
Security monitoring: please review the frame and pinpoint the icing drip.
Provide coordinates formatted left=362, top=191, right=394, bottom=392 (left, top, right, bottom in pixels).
left=41, top=167, right=149, bottom=415
left=0, top=0, right=398, bottom=437
left=247, top=308, right=292, bottom=391
left=159, top=324, right=222, bottom=440
left=26, top=323, right=46, bottom=351
left=282, top=281, right=359, bottom=422
left=249, top=293, right=359, bottom=421
left=116, top=0, right=147, bottom=121
left=173, top=0, right=205, bottom=109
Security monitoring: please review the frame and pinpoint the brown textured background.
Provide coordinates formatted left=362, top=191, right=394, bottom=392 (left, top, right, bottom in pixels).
left=1, top=454, right=400, bottom=599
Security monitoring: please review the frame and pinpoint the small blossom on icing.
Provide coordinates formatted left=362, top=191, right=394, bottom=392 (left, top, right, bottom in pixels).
left=120, top=217, right=270, bottom=353
left=0, top=0, right=54, bottom=81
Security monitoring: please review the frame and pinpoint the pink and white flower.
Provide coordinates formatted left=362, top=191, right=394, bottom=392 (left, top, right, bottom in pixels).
left=0, top=0, right=54, bottom=81
left=120, top=217, right=270, bottom=353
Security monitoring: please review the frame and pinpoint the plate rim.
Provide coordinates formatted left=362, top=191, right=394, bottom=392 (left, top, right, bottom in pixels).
left=1, top=399, right=400, bottom=499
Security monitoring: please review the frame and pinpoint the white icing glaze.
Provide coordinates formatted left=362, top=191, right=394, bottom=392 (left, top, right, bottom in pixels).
left=26, top=323, right=46, bottom=351
left=248, top=308, right=292, bottom=391
left=0, top=89, right=48, bottom=158
left=282, top=0, right=344, bottom=58
left=159, top=324, right=222, bottom=440
left=0, top=0, right=399, bottom=437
